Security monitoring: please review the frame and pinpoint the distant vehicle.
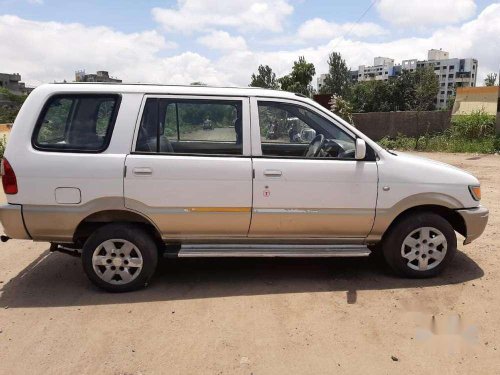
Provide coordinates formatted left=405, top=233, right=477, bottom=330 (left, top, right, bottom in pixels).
left=0, top=83, right=489, bottom=292
left=202, top=118, right=213, bottom=130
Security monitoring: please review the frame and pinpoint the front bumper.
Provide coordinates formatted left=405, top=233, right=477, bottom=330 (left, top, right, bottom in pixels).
left=0, top=204, right=31, bottom=240
left=457, top=206, right=489, bottom=245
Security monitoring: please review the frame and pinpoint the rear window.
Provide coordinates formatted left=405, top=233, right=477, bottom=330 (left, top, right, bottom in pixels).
left=33, top=94, right=120, bottom=152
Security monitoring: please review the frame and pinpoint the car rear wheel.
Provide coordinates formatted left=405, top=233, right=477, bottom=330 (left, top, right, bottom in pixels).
left=82, top=223, right=158, bottom=292
left=382, top=212, right=457, bottom=278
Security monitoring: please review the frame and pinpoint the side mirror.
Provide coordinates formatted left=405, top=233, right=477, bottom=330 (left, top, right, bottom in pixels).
left=355, top=138, right=366, bottom=160
left=301, top=128, right=316, bottom=142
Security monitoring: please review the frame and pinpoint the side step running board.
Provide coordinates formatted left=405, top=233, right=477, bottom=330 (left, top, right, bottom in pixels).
left=177, top=244, right=371, bottom=258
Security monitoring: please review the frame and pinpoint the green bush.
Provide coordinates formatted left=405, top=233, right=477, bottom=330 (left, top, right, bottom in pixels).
left=0, top=87, right=27, bottom=124
left=494, top=135, right=500, bottom=152
left=0, top=135, right=7, bottom=159
left=450, top=109, right=496, bottom=139
left=379, top=110, right=498, bottom=154
left=379, top=132, right=497, bottom=154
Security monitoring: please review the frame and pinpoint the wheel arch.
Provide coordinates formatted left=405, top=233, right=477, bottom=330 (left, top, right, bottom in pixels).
left=382, top=204, right=467, bottom=241
left=73, top=209, right=162, bottom=246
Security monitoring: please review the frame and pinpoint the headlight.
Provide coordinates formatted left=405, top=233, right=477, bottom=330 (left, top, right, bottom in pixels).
left=469, top=185, right=481, bottom=201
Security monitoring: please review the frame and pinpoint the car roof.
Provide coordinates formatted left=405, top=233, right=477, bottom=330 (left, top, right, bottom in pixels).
left=41, top=82, right=307, bottom=100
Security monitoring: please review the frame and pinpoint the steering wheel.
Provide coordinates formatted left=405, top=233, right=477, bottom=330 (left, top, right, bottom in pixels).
left=326, top=139, right=349, bottom=157
left=304, top=134, right=325, bottom=157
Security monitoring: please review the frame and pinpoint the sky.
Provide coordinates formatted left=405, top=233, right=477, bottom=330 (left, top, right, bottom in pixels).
left=0, top=0, right=499, bottom=88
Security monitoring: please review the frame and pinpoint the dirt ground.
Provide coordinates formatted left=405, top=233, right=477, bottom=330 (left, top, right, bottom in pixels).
left=0, top=152, right=499, bottom=375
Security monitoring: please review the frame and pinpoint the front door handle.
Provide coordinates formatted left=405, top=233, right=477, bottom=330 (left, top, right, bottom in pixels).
left=263, top=169, right=282, bottom=177
left=133, top=167, right=153, bottom=176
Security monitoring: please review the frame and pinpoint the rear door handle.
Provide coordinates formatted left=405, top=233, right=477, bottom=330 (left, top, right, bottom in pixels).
left=264, top=169, right=282, bottom=177
left=133, top=167, right=153, bottom=176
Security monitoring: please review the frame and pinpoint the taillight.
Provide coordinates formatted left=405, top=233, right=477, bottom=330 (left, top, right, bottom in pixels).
left=1, top=158, right=18, bottom=194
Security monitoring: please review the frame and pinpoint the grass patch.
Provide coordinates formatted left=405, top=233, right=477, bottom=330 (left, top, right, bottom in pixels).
left=379, top=134, right=498, bottom=153
left=379, top=110, right=499, bottom=154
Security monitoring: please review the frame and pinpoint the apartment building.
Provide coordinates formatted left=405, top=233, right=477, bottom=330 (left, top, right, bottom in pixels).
left=349, top=57, right=395, bottom=83
left=339, top=49, right=478, bottom=109
left=0, top=73, right=33, bottom=95
left=402, top=50, right=478, bottom=109
left=75, top=70, right=122, bottom=83
left=317, top=73, right=328, bottom=92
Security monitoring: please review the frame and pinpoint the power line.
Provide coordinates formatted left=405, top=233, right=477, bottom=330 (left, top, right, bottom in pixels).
left=329, top=0, right=380, bottom=51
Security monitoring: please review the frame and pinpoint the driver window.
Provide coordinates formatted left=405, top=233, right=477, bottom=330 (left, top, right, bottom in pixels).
left=257, top=101, right=356, bottom=159
left=258, top=104, right=313, bottom=144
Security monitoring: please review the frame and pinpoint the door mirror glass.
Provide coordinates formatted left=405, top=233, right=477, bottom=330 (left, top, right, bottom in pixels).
left=355, top=138, right=366, bottom=160
left=301, top=128, right=316, bottom=142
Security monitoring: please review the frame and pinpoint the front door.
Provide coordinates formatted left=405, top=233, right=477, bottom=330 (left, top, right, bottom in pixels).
left=124, top=95, right=252, bottom=239
left=249, top=98, right=378, bottom=239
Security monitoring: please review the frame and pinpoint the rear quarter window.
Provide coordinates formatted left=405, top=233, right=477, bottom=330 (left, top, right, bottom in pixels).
left=32, top=94, right=121, bottom=152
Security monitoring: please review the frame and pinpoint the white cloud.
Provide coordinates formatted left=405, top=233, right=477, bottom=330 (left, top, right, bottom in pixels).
left=298, top=18, right=387, bottom=41
left=215, top=4, right=500, bottom=88
left=197, top=30, right=247, bottom=51
left=0, top=15, right=184, bottom=86
left=376, top=0, right=477, bottom=27
left=27, top=0, right=43, bottom=4
left=152, top=0, right=294, bottom=33
left=1, top=4, right=499, bottom=90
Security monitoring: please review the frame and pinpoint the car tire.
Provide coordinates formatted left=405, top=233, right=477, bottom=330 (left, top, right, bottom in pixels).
left=82, top=223, right=159, bottom=292
left=382, top=212, right=457, bottom=278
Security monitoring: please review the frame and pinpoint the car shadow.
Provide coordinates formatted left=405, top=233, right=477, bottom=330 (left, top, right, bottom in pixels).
left=0, top=248, right=484, bottom=308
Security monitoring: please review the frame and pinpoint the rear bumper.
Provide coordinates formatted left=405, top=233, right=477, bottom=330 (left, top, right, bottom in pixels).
left=457, top=206, right=489, bottom=245
left=0, top=204, right=31, bottom=240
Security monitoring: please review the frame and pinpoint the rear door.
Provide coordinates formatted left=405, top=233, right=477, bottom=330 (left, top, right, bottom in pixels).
left=124, top=95, right=252, bottom=239
left=249, top=98, right=378, bottom=240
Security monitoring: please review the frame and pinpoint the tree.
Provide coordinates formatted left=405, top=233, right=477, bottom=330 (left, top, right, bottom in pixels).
left=349, top=67, right=439, bottom=114
left=329, top=95, right=353, bottom=123
left=484, top=73, right=498, bottom=86
left=0, top=87, right=28, bottom=123
left=411, top=67, right=440, bottom=149
left=446, top=84, right=456, bottom=111
left=391, top=70, right=417, bottom=111
left=319, top=52, right=351, bottom=97
left=249, top=65, right=279, bottom=89
left=412, top=67, right=440, bottom=111
left=350, top=80, right=394, bottom=113
left=278, top=56, right=316, bottom=97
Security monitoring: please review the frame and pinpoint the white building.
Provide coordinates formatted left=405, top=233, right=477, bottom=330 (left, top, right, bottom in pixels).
left=402, top=50, right=478, bottom=109
left=317, top=73, right=328, bottom=92
left=348, top=57, right=395, bottom=83
left=343, top=49, right=478, bottom=109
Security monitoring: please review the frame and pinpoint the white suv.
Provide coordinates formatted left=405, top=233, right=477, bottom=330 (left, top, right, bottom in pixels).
left=0, top=83, right=489, bottom=292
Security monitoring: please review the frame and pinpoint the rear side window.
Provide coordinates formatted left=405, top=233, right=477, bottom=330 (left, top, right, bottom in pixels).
left=135, top=98, right=243, bottom=156
left=33, top=94, right=120, bottom=152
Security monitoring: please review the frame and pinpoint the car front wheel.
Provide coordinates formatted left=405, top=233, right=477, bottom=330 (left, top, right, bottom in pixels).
left=382, top=212, right=457, bottom=278
left=82, top=224, right=159, bottom=292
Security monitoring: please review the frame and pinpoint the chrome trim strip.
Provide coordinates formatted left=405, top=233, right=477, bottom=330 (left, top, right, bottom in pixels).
left=132, top=207, right=251, bottom=214
left=178, top=244, right=371, bottom=258
left=253, top=208, right=373, bottom=215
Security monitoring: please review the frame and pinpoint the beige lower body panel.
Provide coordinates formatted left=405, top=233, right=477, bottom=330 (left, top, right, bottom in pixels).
left=22, top=197, right=131, bottom=242
left=0, top=204, right=30, bottom=239
left=366, top=193, right=467, bottom=243
left=125, top=198, right=252, bottom=238
left=249, top=208, right=375, bottom=238
left=21, top=198, right=373, bottom=244
left=457, top=206, right=489, bottom=244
